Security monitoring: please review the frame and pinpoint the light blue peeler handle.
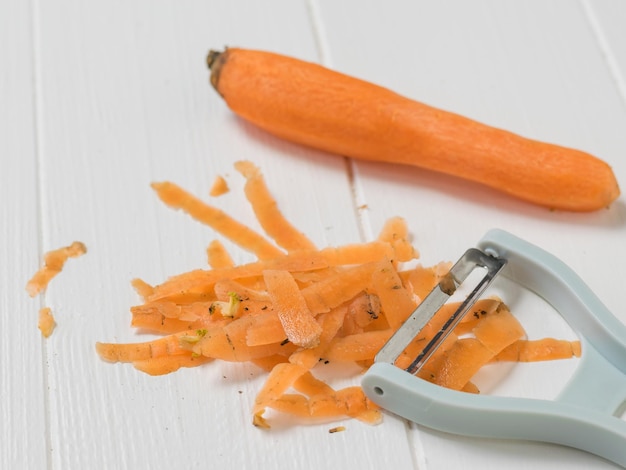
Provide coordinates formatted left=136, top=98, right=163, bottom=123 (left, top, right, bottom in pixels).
left=362, top=229, right=626, bottom=467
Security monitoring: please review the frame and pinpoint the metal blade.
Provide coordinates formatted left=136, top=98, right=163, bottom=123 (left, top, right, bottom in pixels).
left=375, top=248, right=506, bottom=375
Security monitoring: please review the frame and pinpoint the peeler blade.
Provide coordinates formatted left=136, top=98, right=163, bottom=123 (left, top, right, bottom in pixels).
left=375, top=247, right=506, bottom=374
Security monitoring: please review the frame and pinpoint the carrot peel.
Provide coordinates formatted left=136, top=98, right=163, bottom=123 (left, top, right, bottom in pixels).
left=96, top=162, right=583, bottom=429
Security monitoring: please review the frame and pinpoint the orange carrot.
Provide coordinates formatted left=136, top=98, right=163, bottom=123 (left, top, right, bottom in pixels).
left=253, top=362, right=309, bottom=417
left=27, top=241, right=87, bottom=337
left=288, top=307, right=346, bottom=369
left=400, top=262, right=451, bottom=303
left=341, top=292, right=382, bottom=335
left=147, top=241, right=392, bottom=303
left=152, top=181, right=283, bottom=259
left=369, top=259, right=417, bottom=329
left=195, top=319, right=296, bottom=362
left=325, top=329, right=394, bottom=362
left=209, top=175, right=229, bottom=197
left=26, top=241, right=87, bottom=297
left=266, top=387, right=382, bottom=424
left=38, top=307, right=56, bottom=338
left=300, top=261, right=381, bottom=314
left=234, top=160, right=317, bottom=252
left=206, top=239, right=235, bottom=269
left=131, top=278, right=155, bottom=301
left=263, top=269, right=322, bottom=348
left=494, top=338, right=582, bottom=362
left=244, top=311, right=284, bottom=346
left=376, top=216, right=418, bottom=264
left=207, top=48, right=619, bottom=212
left=97, top=161, right=585, bottom=429
left=133, top=354, right=213, bottom=376
left=472, top=303, right=525, bottom=354
left=423, top=304, right=525, bottom=390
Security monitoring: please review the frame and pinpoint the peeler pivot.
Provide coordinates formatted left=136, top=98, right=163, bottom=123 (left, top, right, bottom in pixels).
left=362, top=229, right=626, bottom=468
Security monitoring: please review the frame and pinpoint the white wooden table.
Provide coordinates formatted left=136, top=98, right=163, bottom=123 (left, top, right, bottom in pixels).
left=3, top=1, right=626, bottom=468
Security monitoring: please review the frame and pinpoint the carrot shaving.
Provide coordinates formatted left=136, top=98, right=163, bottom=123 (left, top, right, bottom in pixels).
left=209, top=175, right=229, bottom=197
left=131, top=278, right=154, bottom=301
left=27, top=240, right=87, bottom=337
left=38, top=307, right=56, bottom=338
left=263, top=269, right=322, bottom=348
left=494, top=338, right=582, bottom=362
left=206, top=239, right=235, bottom=269
left=235, top=160, right=316, bottom=252
left=96, top=161, right=581, bottom=428
left=151, top=181, right=283, bottom=260
left=26, top=241, right=87, bottom=297
left=376, top=216, right=418, bottom=264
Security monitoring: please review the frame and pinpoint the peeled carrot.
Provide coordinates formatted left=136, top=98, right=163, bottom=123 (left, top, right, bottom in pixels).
left=207, top=48, right=619, bottom=212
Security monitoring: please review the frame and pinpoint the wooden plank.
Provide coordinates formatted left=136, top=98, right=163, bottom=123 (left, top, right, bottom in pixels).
left=32, top=1, right=414, bottom=469
left=583, top=0, right=626, bottom=103
left=0, top=1, right=49, bottom=468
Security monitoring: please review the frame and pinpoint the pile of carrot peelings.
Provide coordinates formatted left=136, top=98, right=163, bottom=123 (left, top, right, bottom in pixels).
left=96, top=161, right=581, bottom=428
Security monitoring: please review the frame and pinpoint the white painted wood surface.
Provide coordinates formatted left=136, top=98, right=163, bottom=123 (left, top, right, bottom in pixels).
left=2, top=1, right=625, bottom=468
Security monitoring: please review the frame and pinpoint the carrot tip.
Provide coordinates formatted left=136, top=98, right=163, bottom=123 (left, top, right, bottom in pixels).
left=207, top=49, right=228, bottom=94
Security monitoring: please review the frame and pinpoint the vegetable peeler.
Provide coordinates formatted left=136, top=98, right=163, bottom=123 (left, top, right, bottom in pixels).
left=362, top=229, right=626, bottom=467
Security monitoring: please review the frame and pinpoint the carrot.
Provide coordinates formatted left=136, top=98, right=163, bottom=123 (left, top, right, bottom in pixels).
left=369, top=259, right=417, bottom=328
left=207, top=48, right=619, bottom=212
left=325, top=329, right=394, bottom=362
left=196, top=318, right=296, bottom=362
left=234, top=160, right=317, bottom=252
left=266, top=387, right=382, bottom=424
left=472, top=303, right=525, bottom=354
left=38, top=307, right=56, bottom=338
left=300, top=261, right=381, bottom=314
left=421, top=303, right=525, bottom=391
left=209, top=175, right=229, bottom=197
left=253, top=362, right=309, bottom=417
left=133, top=354, right=213, bottom=376
left=27, top=241, right=87, bottom=337
left=288, top=307, right=347, bottom=369
left=97, top=161, right=584, bottom=429
left=341, top=292, right=382, bottom=335
left=206, top=239, right=235, bottom=269
left=26, top=241, right=87, bottom=297
left=245, top=311, right=284, bottom=346
left=152, top=181, right=283, bottom=259
left=494, top=338, right=582, bottom=362
left=263, top=269, right=322, bottom=348
left=400, top=261, right=452, bottom=302
left=147, top=241, right=393, bottom=303
left=96, top=330, right=199, bottom=363
left=376, top=216, right=418, bottom=264
left=130, top=278, right=155, bottom=301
